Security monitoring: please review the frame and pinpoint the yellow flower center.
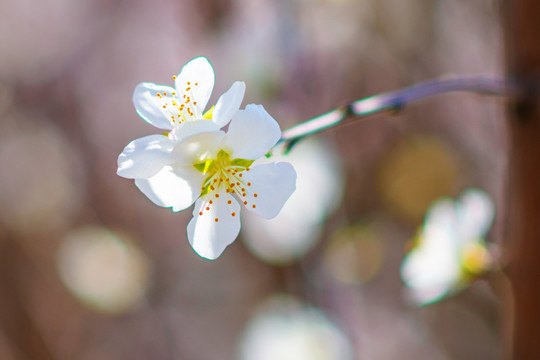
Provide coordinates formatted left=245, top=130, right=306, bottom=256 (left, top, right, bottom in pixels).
left=193, top=150, right=255, bottom=197
left=460, top=241, right=491, bottom=278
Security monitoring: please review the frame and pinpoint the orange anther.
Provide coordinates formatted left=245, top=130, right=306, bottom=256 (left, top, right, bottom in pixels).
left=215, top=218, right=218, bottom=222
left=227, top=200, right=232, bottom=204
left=231, top=212, right=236, bottom=216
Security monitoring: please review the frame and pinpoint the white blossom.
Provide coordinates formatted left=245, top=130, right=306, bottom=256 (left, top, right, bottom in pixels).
left=117, top=57, right=245, bottom=179
left=400, top=189, right=495, bottom=305
left=120, top=103, right=296, bottom=259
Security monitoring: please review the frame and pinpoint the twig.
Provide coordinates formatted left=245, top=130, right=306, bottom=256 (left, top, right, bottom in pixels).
left=278, top=75, right=513, bottom=152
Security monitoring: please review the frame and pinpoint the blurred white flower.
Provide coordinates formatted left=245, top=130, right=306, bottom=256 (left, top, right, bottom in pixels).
left=117, top=56, right=245, bottom=179
left=57, top=226, right=150, bottom=314
left=400, top=189, right=495, bottom=306
left=123, top=104, right=296, bottom=260
left=238, top=295, right=353, bottom=360
left=242, top=139, right=343, bottom=264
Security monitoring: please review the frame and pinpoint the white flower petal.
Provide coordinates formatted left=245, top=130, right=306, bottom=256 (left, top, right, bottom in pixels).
left=239, top=162, right=296, bottom=219
left=187, top=193, right=241, bottom=260
left=169, top=119, right=222, bottom=143
left=457, top=189, right=494, bottom=242
left=171, top=131, right=225, bottom=166
left=175, top=57, right=214, bottom=115
left=212, top=81, right=246, bottom=127
left=133, top=83, right=176, bottom=130
left=400, top=236, right=459, bottom=306
left=134, top=166, right=204, bottom=212
left=224, top=104, right=281, bottom=160
left=117, top=135, right=173, bottom=179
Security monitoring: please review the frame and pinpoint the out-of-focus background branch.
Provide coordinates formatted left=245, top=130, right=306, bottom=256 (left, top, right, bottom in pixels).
left=0, top=0, right=507, bottom=359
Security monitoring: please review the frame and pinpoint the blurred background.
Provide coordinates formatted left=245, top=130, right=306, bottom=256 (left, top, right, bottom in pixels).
left=0, top=0, right=507, bottom=359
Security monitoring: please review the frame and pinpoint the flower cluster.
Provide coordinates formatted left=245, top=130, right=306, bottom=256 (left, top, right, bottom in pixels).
left=400, top=189, right=495, bottom=305
left=117, top=57, right=297, bottom=260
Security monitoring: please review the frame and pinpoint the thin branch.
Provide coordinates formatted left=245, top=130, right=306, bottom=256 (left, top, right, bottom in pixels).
left=278, top=75, right=514, bottom=152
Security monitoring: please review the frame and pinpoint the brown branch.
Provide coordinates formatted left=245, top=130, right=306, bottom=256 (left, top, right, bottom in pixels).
left=503, top=1, right=540, bottom=359
left=278, top=75, right=513, bottom=152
